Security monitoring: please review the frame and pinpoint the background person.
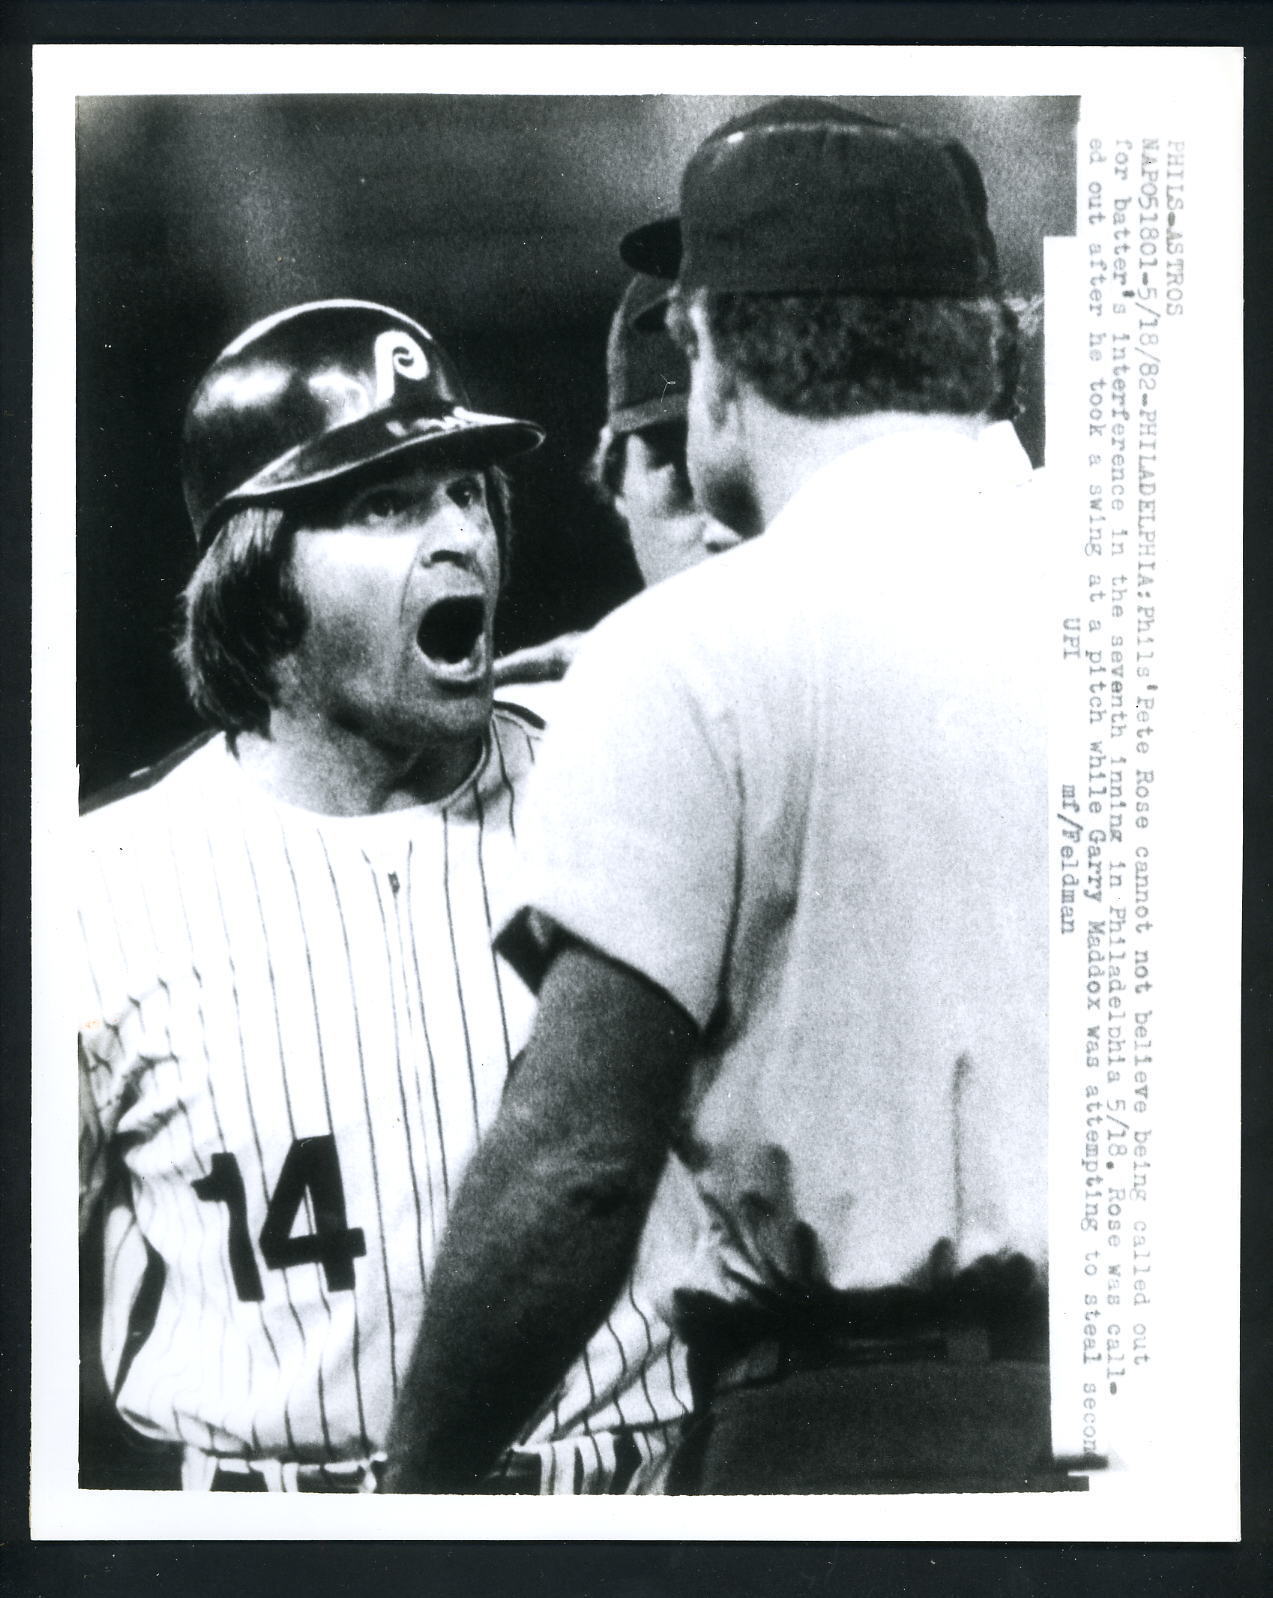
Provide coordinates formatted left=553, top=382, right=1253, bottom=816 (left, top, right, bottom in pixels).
left=585, top=270, right=742, bottom=588
left=385, top=101, right=1059, bottom=1496
left=78, top=298, right=689, bottom=1494
left=491, top=272, right=739, bottom=692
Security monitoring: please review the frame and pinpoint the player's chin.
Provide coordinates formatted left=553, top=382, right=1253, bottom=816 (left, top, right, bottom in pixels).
left=381, top=696, right=491, bottom=772
left=408, top=670, right=494, bottom=739
left=400, top=618, right=495, bottom=739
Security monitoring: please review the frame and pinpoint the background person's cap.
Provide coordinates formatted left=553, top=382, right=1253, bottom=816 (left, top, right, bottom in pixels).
left=182, top=298, right=545, bottom=547
left=621, top=98, right=1000, bottom=298
left=605, top=274, right=690, bottom=434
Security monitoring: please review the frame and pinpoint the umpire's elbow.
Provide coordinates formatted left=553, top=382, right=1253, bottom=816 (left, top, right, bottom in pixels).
left=543, top=1146, right=665, bottom=1222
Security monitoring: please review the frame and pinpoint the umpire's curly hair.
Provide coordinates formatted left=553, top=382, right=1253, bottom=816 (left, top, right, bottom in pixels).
left=176, top=466, right=513, bottom=736
left=667, top=289, right=1023, bottom=422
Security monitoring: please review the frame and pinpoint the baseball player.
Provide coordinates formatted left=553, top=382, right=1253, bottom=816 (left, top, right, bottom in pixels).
left=385, top=102, right=1058, bottom=1495
left=491, top=272, right=739, bottom=694
left=77, top=299, right=690, bottom=1493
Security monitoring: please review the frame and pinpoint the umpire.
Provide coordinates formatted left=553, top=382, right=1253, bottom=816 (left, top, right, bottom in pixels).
left=387, top=99, right=1060, bottom=1495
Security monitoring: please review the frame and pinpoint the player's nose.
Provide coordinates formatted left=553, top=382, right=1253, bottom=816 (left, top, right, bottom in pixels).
left=416, top=500, right=488, bottom=568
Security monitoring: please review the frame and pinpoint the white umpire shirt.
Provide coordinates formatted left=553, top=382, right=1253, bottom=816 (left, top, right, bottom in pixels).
left=499, top=422, right=1051, bottom=1318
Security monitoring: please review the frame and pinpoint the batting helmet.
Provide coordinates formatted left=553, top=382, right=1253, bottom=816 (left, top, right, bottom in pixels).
left=605, top=273, right=689, bottom=436
left=181, top=299, right=545, bottom=547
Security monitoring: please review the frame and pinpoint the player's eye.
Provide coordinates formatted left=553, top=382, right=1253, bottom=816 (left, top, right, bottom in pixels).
left=642, top=420, right=687, bottom=468
left=353, top=487, right=408, bottom=523
left=639, top=425, right=692, bottom=506
left=447, top=475, right=486, bottom=511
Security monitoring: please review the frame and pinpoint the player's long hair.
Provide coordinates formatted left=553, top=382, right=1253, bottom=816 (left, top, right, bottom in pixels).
left=176, top=466, right=514, bottom=736
left=176, top=503, right=303, bottom=736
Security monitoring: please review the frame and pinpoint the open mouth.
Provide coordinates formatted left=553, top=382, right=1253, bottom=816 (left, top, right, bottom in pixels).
left=417, top=596, right=486, bottom=668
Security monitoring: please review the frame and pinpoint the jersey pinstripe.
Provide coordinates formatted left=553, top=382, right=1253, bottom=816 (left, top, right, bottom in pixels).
left=78, top=706, right=689, bottom=1491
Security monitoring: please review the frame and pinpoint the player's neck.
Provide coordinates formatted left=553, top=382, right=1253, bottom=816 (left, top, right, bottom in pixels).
left=234, top=717, right=483, bottom=816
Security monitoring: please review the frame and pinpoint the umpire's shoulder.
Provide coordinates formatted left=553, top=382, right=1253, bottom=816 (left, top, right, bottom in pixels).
left=596, top=542, right=759, bottom=664
left=554, top=554, right=755, bottom=717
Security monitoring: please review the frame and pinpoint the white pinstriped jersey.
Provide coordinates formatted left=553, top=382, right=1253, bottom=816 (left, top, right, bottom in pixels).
left=78, top=706, right=690, bottom=1492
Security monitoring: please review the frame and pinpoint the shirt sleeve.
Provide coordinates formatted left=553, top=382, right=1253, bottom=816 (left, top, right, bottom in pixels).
left=496, top=603, right=740, bottom=1031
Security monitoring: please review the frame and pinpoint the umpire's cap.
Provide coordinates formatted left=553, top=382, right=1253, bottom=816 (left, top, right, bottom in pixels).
left=621, top=98, right=999, bottom=298
left=182, top=299, right=545, bottom=547
left=606, top=274, right=690, bottom=435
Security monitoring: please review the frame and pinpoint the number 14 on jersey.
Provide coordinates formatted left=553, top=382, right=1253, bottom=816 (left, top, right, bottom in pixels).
left=194, top=1134, right=366, bottom=1302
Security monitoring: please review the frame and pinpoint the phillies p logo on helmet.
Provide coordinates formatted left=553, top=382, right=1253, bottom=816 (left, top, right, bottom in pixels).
left=373, top=329, right=431, bottom=405
left=181, top=299, right=543, bottom=547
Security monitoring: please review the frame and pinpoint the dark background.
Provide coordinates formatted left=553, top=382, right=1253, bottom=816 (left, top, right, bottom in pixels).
left=77, top=92, right=1076, bottom=795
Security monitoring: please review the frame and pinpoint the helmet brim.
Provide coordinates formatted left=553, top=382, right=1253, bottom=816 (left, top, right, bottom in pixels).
left=609, top=390, right=688, bottom=436
left=619, top=216, right=682, bottom=280
left=200, top=403, right=543, bottom=545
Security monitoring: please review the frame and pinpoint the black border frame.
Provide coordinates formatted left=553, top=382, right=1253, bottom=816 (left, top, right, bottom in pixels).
left=6, top=4, right=1268, bottom=1594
